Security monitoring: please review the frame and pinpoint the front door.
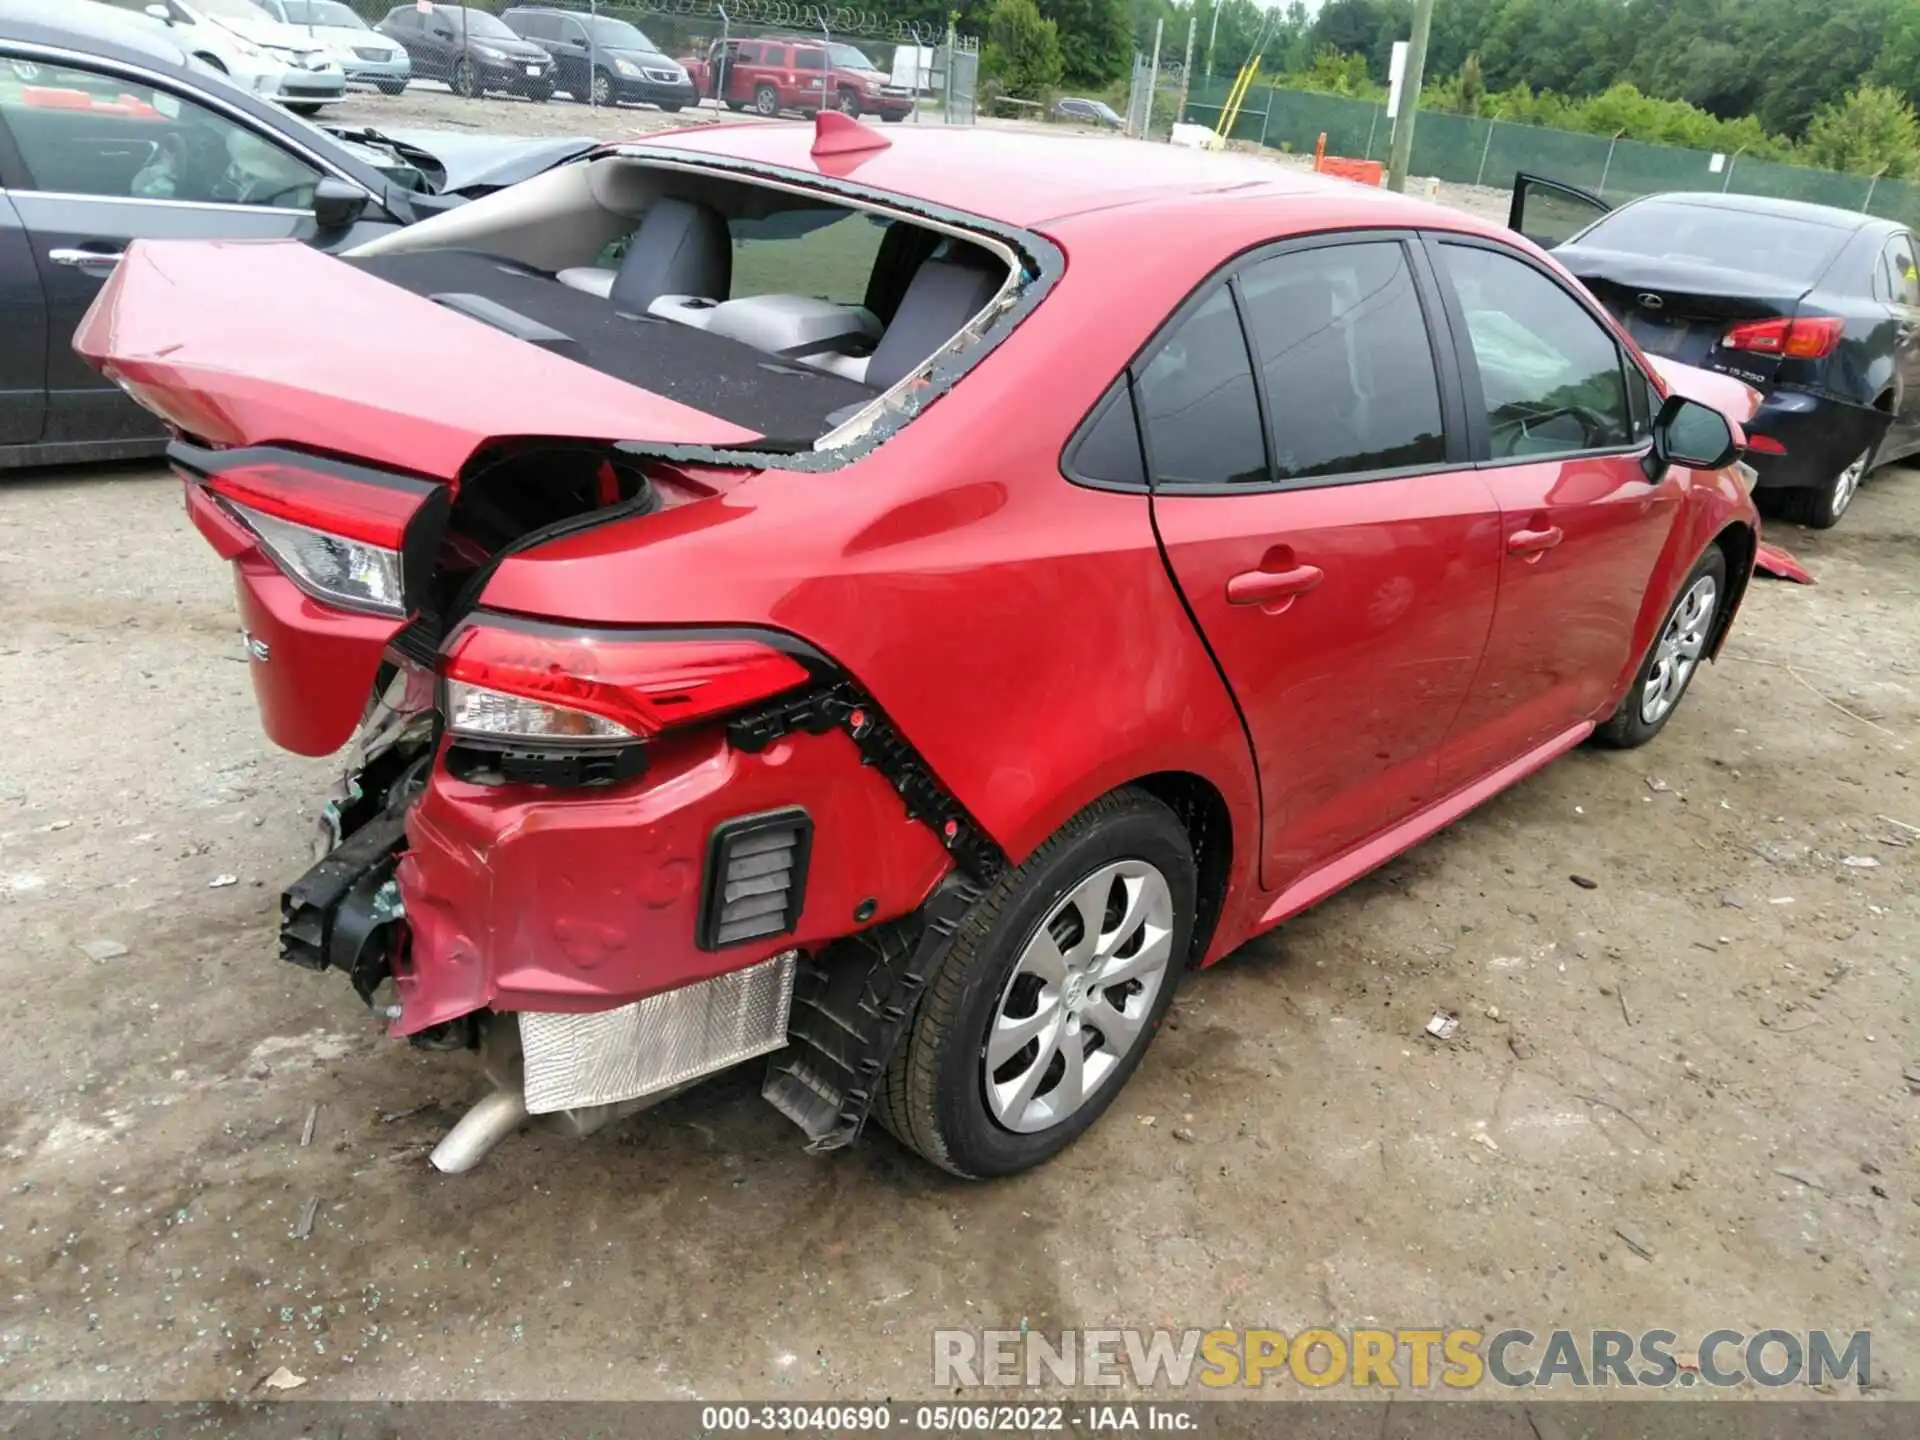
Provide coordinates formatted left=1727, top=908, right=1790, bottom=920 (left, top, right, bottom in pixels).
left=1878, top=231, right=1920, bottom=457
left=1141, top=236, right=1503, bottom=890
left=0, top=58, right=327, bottom=448
left=1508, top=173, right=1613, bottom=251
left=1424, top=234, right=1682, bottom=780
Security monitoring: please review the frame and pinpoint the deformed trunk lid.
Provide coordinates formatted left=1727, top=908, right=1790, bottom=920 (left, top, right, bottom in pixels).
left=73, top=238, right=760, bottom=477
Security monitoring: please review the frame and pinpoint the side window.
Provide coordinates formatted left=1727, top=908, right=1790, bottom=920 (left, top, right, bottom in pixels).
left=1067, top=380, right=1146, bottom=489
left=0, top=61, right=323, bottom=210
left=736, top=42, right=762, bottom=64
left=1439, top=242, right=1633, bottom=461
left=1886, top=234, right=1920, bottom=307
left=560, top=19, right=588, bottom=44
left=795, top=49, right=826, bottom=71
left=1236, top=241, right=1446, bottom=481
left=513, top=13, right=549, bottom=38
left=386, top=9, right=420, bottom=31
left=1134, top=285, right=1269, bottom=486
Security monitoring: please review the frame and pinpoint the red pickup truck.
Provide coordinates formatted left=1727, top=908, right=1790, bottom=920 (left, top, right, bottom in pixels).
left=679, top=36, right=913, bottom=120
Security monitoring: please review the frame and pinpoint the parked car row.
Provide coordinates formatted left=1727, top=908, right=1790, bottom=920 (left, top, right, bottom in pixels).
left=0, top=0, right=597, bottom=467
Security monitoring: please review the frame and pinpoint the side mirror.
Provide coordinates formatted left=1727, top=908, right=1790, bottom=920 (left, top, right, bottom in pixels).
left=312, top=176, right=371, bottom=230
left=145, top=3, right=173, bottom=22
left=1651, top=393, right=1740, bottom=472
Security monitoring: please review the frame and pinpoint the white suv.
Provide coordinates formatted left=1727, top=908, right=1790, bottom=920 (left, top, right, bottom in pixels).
left=91, top=0, right=347, bottom=112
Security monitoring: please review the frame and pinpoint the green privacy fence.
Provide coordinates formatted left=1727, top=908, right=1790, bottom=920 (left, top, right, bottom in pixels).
left=1184, top=81, right=1920, bottom=228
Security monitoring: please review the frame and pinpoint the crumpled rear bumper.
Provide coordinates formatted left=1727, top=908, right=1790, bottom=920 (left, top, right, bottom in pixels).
left=387, top=723, right=951, bottom=1037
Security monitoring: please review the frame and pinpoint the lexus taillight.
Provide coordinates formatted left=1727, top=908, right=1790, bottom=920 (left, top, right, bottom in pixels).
left=1722, top=316, right=1844, bottom=359
left=440, top=616, right=815, bottom=746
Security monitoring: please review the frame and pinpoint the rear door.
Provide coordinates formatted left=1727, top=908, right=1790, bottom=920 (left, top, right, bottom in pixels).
left=0, top=104, right=47, bottom=448
left=1508, top=173, right=1612, bottom=250
left=1424, top=234, right=1682, bottom=779
left=1137, top=234, right=1503, bottom=890
left=0, top=57, right=337, bottom=449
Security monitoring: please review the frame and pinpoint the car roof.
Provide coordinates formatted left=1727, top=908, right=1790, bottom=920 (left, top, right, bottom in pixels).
left=1617, top=190, right=1883, bottom=232
left=0, top=0, right=194, bottom=66
left=638, top=123, right=1491, bottom=231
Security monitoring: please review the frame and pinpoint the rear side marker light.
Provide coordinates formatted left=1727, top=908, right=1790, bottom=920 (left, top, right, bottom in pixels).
left=1744, top=433, right=1788, bottom=456
left=1722, top=316, right=1843, bottom=360
left=700, top=809, right=813, bottom=950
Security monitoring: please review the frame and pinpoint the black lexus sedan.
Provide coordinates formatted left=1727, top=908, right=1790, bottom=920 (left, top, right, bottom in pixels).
left=0, top=0, right=596, bottom=470
left=1512, top=175, right=1919, bottom=528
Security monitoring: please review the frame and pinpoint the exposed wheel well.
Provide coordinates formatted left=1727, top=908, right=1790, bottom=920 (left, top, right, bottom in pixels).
left=1707, top=519, right=1756, bottom=659
left=1129, top=771, right=1232, bottom=966
left=194, top=52, right=227, bottom=72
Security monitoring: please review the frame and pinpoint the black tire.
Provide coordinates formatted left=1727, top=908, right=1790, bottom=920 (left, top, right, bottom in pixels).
left=1775, top=441, right=1875, bottom=530
left=525, top=83, right=553, bottom=103
left=659, top=101, right=683, bottom=112
left=375, top=79, right=408, bottom=95
left=284, top=101, right=323, bottom=116
left=836, top=86, right=861, bottom=115
left=881, top=110, right=906, bottom=122
left=449, top=56, right=476, bottom=97
left=753, top=83, right=780, bottom=116
left=589, top=68, right=613, bottom=106
left=876, top=788, right=1195, bottom=1179
left=725, top=98, right=745, bottom=111
left=1594, top=544, right=1730, bottom=750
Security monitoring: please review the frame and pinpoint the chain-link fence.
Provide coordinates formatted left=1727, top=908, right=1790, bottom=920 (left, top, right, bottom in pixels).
left=1180, top=79, right=1920, bottom=226
left=340, top=0, right=973, bottom=121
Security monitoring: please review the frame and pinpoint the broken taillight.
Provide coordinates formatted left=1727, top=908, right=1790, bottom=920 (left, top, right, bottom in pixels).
left=176, top=448, right=447, bottom=618
left=440, top=615, right=816, bottom=746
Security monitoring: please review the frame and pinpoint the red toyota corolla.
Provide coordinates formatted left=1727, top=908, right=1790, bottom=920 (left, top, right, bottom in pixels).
left=77, top=117, right=1761, bottom=1179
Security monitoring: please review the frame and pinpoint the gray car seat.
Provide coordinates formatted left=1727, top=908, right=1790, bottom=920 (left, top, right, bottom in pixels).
left=862, top=251, right=1004, bottom=392
left=608, top=196, right=732, bottom=312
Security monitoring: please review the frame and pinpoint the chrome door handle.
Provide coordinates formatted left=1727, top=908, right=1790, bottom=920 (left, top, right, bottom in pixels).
left=49, top=248, right=122, bottom=275
left=1506, top=525, right=1564, bottom=556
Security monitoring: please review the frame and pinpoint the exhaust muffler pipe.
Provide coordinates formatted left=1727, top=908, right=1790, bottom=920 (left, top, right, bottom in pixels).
left=429, top=1087, right=529, bottom=1174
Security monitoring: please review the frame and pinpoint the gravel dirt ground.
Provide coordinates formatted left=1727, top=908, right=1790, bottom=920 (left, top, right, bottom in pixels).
left=0, top=92, right=1914, bottom=1403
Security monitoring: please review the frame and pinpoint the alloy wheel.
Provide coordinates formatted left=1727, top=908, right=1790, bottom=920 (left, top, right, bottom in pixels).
left=983, top=859, right=1175, bottom=1134
left=1830, top=448, right=1870, bottom=522
left=838, top=88, right=860, bottom=115
left=755, top=85, right=779, bottom=116
left=1639, top=573, right=1718, bottom=726
left=450, top=58, right=475, bottom=97
left=591, top=70, right=612, bottom=105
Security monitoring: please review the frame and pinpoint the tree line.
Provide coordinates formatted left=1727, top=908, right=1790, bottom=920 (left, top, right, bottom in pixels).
left=962, top=0, right=1920, bottom=178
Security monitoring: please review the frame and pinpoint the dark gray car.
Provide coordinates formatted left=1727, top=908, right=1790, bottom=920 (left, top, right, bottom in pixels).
left=0, top=0, right=597, bottom=469
left=1513, top=175, right=1920, bottom=529
left=501, top=7, right=695, bottom=110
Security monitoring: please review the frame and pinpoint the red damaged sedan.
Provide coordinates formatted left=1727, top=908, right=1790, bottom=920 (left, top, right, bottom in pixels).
left=77, top=116, right=1761, bottom=1179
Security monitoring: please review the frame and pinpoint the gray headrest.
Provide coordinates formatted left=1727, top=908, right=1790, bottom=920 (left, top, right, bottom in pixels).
left=610, top=197, right=732, bottom=312
left=863, top=257, right=1002, bottom=393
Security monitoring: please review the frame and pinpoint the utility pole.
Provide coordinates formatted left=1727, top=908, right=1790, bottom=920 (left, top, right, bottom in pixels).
left=1385, top=0, right=1434, bottom=194
left=1143, top=16, right=1163, bottom=140
left=1176, top=16, right=1195, bottom=130
left=1205, top=0, right=1221, bottom=80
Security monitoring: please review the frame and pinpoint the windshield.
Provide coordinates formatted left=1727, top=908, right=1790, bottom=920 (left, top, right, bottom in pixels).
left=283, top=0, right=365, bottom=24
left=586, top=16, right=658, bottom=49
left=441, top=7, right=517, bottom=39
left=1578, top=201, right=1851, bottom=284
left=193, top=0, right=275, bottom=19
left=827, top=43, right=877, bottom=70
